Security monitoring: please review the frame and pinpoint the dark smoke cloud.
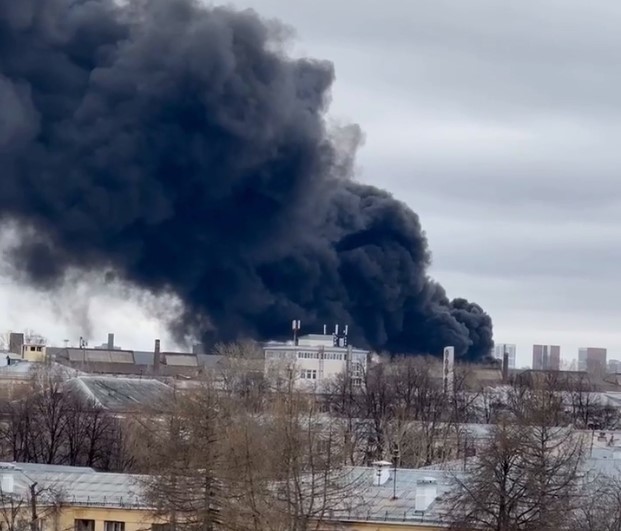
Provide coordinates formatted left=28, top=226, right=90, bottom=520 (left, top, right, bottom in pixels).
left=0, top=0, right=493, bottom=360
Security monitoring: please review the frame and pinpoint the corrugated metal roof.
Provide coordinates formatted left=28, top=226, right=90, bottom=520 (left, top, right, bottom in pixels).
left=0, top=463, right=147, bottom=508
left=133, top=351, right=155, bottom=366
left=164, top=354, right=198, bottom=367
left=62, top=348, right=135, bottom=364
left=65, top=376, right=173, bottom=411
left=109, top=351, right=134, bottom=364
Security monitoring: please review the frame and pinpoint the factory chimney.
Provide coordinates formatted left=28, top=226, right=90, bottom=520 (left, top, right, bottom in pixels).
left=8, top=333, right=24, bottom=356
left=443, top=346, right=455, bottom=395
left=502, top=351, right=509, bottom=382
left=153, top=339, right=161, bottom=375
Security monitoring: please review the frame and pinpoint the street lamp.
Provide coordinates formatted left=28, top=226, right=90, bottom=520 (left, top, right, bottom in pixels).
left=392, top=444, right=400, bottom=500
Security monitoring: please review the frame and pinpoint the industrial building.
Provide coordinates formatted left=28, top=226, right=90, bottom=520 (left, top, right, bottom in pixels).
left=263, top=325, right=368, bottom=389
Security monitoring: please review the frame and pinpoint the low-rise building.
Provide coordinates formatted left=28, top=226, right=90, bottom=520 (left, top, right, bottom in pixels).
left=0, top=462, right=160, bottom=531
left=0, top=461, right=451, bottom=531
left=64, top=376, right=175, bottom=414
left=264, top=333, right=369, bottom=390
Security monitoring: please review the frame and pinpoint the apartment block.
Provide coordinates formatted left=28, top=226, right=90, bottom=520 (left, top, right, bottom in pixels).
left=532, top=344, right=561, bottom=371
left=579, top=347, right=607, bottom=374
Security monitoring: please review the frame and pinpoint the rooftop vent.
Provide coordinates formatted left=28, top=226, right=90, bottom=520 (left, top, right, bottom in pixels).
left=1, top=474, right=13, bottom=494
left=372, top=460, right=392, bottom=486
left=415, top=477, right=438, bottom=512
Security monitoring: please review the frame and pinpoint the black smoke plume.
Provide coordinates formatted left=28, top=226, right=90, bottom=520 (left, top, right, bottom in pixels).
left=0, top=0, right=493, bottom=360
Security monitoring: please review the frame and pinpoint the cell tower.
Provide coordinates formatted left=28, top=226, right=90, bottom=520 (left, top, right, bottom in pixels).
left=332, top=324, right=349, bottom=347
left=292, top=320, right=301, bottom=346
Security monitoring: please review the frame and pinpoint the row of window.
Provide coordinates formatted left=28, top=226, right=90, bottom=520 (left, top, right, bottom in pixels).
left=266, top=350, right=364, bottom=363
left=75, top=521, right=173, bottom=531
left=76, top=521, right=124, bottom=531
left=298, top=352, right=345, bottom=360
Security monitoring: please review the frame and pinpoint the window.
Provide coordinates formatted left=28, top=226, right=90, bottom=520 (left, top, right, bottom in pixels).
left=36, top=346, right=42, bottom=352
left=152, top=525, right=174, bottom=531
left=75, top=521, right=95, bottom=531
left=104, top=522, right=125, bottom=531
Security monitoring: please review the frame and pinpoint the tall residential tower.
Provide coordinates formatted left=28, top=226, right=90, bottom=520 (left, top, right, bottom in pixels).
left=532, top=344, right=561, bottom=371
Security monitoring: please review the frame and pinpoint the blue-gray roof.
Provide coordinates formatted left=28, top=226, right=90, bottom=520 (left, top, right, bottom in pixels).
left=65, top=376, right=174, bottom=411
left=0, top=462, right=146, bottom=508
left=328, top=466, right=455, bottom=526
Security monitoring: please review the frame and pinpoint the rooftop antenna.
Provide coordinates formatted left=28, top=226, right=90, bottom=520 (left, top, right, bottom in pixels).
left=292, top=320, right=301, bottom=346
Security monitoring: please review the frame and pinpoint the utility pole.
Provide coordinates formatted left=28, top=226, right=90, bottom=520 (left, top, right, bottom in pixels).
left=392, top=445, right=399, bottom=500
left=29, top=482, right=38, bottom=531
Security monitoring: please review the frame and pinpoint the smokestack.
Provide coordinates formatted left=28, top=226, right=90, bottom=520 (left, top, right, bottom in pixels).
left=502, top=351, right=509, bottom=382
left=323, top=324, right=327, bottom=335
left=107, top=333, right=114, bottom=350
left=153, top=339, right=161, bottom=375
left=443, top=346, right=455, bottom=395
left=8, top=333, right=23, bottom=356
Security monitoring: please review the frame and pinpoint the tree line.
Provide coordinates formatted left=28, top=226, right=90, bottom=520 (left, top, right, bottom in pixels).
left=0, top=343, right=620, bottom=530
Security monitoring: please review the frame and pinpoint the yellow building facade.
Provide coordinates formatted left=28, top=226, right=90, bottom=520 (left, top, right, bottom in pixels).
left=47, top=507, right=156, bottom=531
left=0, top=462, right=451, bottom=531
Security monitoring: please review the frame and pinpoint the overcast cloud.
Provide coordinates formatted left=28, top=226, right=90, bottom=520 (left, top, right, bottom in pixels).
left=1, top=0, right=619, bottom=365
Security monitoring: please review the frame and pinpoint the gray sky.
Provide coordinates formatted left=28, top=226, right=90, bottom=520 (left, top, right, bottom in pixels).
left=1, top=0, right=620, bottom=366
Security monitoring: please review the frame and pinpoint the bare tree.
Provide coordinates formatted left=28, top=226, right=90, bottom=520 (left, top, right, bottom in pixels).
left=0, top=480, right=64, bottom=531
left=222, top=378, right=363, bottom=531
left=0, top=367, right=134, bottom=471
left=139, top=366, right=362, bottom=531
left=212, top=341, right=266, bottom=409
left=569, top=474, right=621, bottom=531
left=324, top=372, right=365, bottom=466
left=449, top=385, right=586, bottom=531
left=140, top=382, right=225, bottom=531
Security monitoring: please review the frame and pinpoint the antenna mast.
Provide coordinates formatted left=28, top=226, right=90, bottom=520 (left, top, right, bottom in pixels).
left=292, top=320, right=301, bottom=346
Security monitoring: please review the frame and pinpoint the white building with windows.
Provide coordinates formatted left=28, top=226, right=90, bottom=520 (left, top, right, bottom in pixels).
left=263, top=333, right=369, bottom=390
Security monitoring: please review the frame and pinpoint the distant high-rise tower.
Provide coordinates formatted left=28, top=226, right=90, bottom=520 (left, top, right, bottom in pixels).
left=443, top=346, right=455, bottom=395
left=491, top=343, right=516, bottom=369
left=532, top=345, right=561, bottom=371
left=578, top=347, right=607, bottom=374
